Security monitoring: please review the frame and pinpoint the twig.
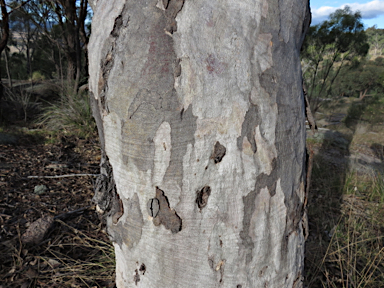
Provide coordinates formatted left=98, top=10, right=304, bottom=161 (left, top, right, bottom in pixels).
left=54, top=206, right=90, bottom=221
left=27, top=174, right=100, bottom=179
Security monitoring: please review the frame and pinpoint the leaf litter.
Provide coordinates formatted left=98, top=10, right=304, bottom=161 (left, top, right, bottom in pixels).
left=0, top=134, right=115, bottom=287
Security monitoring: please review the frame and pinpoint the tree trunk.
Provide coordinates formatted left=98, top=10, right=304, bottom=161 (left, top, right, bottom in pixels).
left=359, top=89, right=368, bottom=99
left=55, top=0, right=78, bottom=83
left=89, top=1, right=310, bottom=287
left=0, top=0, right=9, bottom=102
left=4, top=49, right=12, bottom=88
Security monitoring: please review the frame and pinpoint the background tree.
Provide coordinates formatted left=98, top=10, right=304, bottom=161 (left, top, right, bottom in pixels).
left=27, top=0, right=90, bottom=91
left=89, top=0, right=309, bottom=287
left=0, top=0, right=10, bottom=100
left=1, top=0, right=90, bottom=90
left=8, top=0, right=39, bottom=79
left=301, top=6, right=369, bottom=110
left=334, top=57, right=384, bottom=99
left=366, top=26, right=384, bottom=57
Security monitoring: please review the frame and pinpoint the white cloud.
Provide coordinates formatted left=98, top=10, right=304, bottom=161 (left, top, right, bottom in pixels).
left=311, top=0, right=384, bottom=24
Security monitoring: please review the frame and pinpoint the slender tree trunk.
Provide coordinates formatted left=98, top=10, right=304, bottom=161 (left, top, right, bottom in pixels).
left=89, top=1, right=310, bottom=287
left=56, top=0, right=77, bottom=84
left=74, top=26, right=81, bottom=93
left=359, top=89, right=368, bottom=99
left=0, top=0, right=9, bottom=102
left=4, top=49, right=11, bottom=88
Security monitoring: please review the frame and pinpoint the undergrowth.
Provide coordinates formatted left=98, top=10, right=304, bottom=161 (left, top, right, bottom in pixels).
left=345, top=95, right=384, bottom=128
left=37, top=86, right=96, bottom=138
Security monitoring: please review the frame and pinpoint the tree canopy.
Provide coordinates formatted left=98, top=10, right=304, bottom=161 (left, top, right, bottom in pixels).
left=301, top=6, right=369, bottom=110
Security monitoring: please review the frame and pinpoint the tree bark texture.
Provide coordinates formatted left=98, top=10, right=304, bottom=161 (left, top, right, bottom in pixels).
left=89, top=0, right=310, bottom=287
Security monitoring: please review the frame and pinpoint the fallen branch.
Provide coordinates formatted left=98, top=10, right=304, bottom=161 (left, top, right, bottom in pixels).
left=27, top=173, right=100, bottom=179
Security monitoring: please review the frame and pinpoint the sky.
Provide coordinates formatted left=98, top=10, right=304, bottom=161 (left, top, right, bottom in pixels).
left=310, top=0, right=384, bottom=28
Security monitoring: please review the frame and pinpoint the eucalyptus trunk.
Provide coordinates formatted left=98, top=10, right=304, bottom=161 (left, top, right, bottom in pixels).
left=89, top=0, right=310, bottom=287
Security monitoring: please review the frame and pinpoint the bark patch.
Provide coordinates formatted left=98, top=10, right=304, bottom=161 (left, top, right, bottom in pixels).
left=93, top=159, right=117, bottom=215
left=112, top=196, right=124, bottom=224
left=107, top=193, right=143, bottom=249
left=255, top=158, right=278, bottom=197
left=237, top=105, right=260, bottom=153
left=240, top=159, right=278, bottom=264
left=134, top=269, right=140, bottom=285
left=240, top=189, right=256, bottom=264
left=98, top=3, right=129, bottom=113
left=163, top=0, right=185, bottom=34
left=211, top=141, right=226, bottom=164
left=196, top=186, right=211, bottom=210
left=152, top=187, right=182, bottom=233
left=205, top=54, right=227, bottom=75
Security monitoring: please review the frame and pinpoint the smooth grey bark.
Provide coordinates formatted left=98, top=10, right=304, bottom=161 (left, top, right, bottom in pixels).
left=89, top=0, right=310, bottom=287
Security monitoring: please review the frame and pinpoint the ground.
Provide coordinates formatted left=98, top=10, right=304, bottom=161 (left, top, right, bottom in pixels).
left=305, top=96, right=384, bottom=287
left=0, top=132, right=115, bottom=288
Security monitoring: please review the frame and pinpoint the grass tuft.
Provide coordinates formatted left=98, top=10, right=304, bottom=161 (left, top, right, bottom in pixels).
left=37, top=86, right=96, bottom=138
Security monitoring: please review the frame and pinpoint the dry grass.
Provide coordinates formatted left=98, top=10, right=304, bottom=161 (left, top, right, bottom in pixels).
left=305, top=136, right=384, bottom=287
left=305, top=91, right=384, bottom=287
left=0, top=215, right=115, bottom=288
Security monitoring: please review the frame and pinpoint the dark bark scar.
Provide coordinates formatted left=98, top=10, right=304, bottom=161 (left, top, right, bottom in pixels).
left=211, top=141, right=226, bottom=164
left=139, top=263, right=146, bottom=275
left=112, top=197, right=124, bottom=224
left=134, top=268, right=140, bottom=285
left=152, top=187, right=182, bottom=233
left=196, top=186, right=211, bottom=210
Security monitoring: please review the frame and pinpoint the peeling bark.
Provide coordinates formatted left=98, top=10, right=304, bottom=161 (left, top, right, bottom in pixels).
left=89, top=0, right=309, bottom=287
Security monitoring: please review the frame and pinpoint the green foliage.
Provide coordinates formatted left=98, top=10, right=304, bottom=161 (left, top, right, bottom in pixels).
left=3, top=0, right=92, bottom=82
left=0, top=51, right=28, bottom=80
left=37, top=86, right=96, bottom=138
left=31, top=70, right=45, bottom=81
left=302, top=6, right=369, bottom=110
left=333, top=57, right=384, bottom=99
left=366, top=26, right=384, bottom=56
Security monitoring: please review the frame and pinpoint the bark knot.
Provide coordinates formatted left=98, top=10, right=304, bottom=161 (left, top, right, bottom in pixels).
left=196, top=186, right=211, bottom=210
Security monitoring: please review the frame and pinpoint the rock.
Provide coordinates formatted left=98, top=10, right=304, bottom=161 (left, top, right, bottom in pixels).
left=355, top=123, right=369, bottom=135
left=0, top=133, right=18, bottom=145
left=21, top=216, right=55, bottom=245
left=34, top=185, right=47, bottom=195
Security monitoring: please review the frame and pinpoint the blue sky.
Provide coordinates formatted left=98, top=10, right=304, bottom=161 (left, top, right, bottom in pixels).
left=310, top=0, right=384, bottom=28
